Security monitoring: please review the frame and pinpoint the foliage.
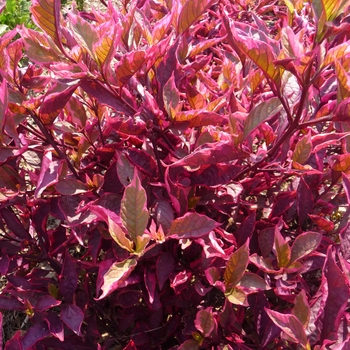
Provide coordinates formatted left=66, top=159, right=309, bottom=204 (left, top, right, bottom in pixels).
left=0, top=0, right=35, bottom=35
left=0, top=0, right=350, bottom=349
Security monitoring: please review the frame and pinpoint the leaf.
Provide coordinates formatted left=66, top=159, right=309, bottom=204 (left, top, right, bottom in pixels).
left=225, top=286, right=248, bottom=306
left=178, top=339, right=200, bottom=350
left=59, top=252, right=78, bottom=305
left=293, top=132, right=312, bottom=164
left=292, top=290, right=310, bottom=328
left=93, top=20, right=118, bottom=71
left=21, top=321, right=50, bottom=350
left=34, top=152, right=63, bottom=198
left=120, top=171, right=149, bottom=244
left=296, top=177, right=313, bottom=226
left=175, top=110, right=228, bottom=128
left=163, top=72, right=181, bottom=118
left=152, top=12, right=173, bottom=44
left=335, top=60, right=350, bottom=101
left=108, top=217, right=134, bottom=252
left=155, top=200, right=174, bottom=234
left=60, top=304, right=84, bottom=336
left=39, top=82, right=79, bottom=125
left=343, top=173, right=350, bottom=205
left=274, top=228, right=291, bottom=268
left=170, top=140, right=244, bottom=168
left=0, top=208, right=30, bottom=240
left=156, top=252, right=175, bottom=290
left=115, top=50, right=146, bottom=86
left=244, top=97, right=282, bottom=138
left=177, top=0, right=217, bottom=34
left=237, top=272, right=270, bottom=291
left=319, top=247, right=349, bottom=342
left=0, top=78, right=8, bottom=143
left=290, top=231, right=322, bottom=264
left=97, top=258, right=137, bottom=300
left=224, top=239, right=249, bottom=288
left=265, top=308, right=308, bottom=346
left=55, top=178, right=88, bottom=195
left=169, top=212, right=220, bottom=239
left=332, top=154, right=350, bottom=172
left=195, top=308, right=216, bottom=337
left=308, top=214, right=334, bottom=232
left=31, top=0, right=64, bottom=53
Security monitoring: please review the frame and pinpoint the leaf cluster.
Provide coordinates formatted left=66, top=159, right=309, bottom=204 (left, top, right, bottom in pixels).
left=0, top=0, right=350, bottom=349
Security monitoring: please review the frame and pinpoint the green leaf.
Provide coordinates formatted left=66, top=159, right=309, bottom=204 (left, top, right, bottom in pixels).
left=169, top=212, right=220, bottom=239
left=244, top=97, right=282, bottom=138
left=120, top=171, right=149, bottom=244
left=108, top=217, right=134, bottom=253
left=274, top=228, right=291, bottom=268
left=224, top=239, right=249, bottom=288
left=178, top=0, right=217, bottom=34
left=225, top=286, right=248, bottom=306
left=292, top=290, right=310, bottom=328
left=290, top=231, right=322, bottom=264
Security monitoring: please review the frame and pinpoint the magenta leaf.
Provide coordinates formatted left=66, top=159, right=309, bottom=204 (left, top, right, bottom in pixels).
left=60, top=304, right=84, bottom=336
left=115, top=50, right=146, bottom=86
left=195, top=308, right=216, bottom=338
left=0, top=78, right=8, bottom=143
left=34, top=152, right=63, bottom=198
left=59, top=252, right=78, bottom=304
left=265, top=308, right=308, bottom=347
left=169, top=212, right=220, bottom=239
left=156, top=252, right=175, bottom=290
left=318, top=247, right=349, bottom=342
left=39, top=83, right=79, bottom=125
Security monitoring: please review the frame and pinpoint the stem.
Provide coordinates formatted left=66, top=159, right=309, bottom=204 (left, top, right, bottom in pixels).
left=28, top=111, right=80, bottom=179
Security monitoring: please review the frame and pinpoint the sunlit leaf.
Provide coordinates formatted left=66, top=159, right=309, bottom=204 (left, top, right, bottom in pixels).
left=115, top=50, right=146, bottom=86
left=121, top=171, right=149, bottom=244
left=293, top=132, right=312, bottom=165
left=292, top=290, right=310, bottom=328
left=178, top=0, right=217, bottom=34
left=224, top=239, right=249, bottom=288
left=225, top=286, right=248, bottom=306
left=195, top=309, right=216, bottom=337
left=290, top=231, right=322, bottom=264
left=169, top=212, right=220, bottom=239
left=108, top=217, right=134, bottom=252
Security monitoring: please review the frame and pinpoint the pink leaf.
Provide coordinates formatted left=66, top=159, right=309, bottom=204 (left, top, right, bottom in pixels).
left=60, top=304, right=84, bottom=336
left=34, top=152, right=63, bottom=199
left=97, top=258, right=137, bottom=300
left=0, top=78, right=8, bottom=143
left=115, top=50, right=146, bottom=86
left=265, top=308, right=308, bottom=346
left=39, top=83, right=79, bottom=125
left=169, top=212, right=220, bottom=239
left=55, top=178, right=88, bottom=195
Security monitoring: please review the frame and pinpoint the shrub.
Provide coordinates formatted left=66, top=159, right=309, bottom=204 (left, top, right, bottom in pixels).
left=0, top=0, right=350, bottom=349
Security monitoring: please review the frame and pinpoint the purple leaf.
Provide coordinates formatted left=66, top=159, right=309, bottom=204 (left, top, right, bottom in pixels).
left=195, top=308, right=216, bottom=338
left=34, top=295, right=61, bottom=312
left=265, top=308, right=308, bottom=346
left=154, top=200, right=174, bottom=234
left=61, top=303, right=84, bottom=336
left=126, top=148, right=158, bottom=178
left=297, top=177, right=314, bottom=226
left=0, top=208, right=30, bottom=240
left=21, top=320, right=50, bottom=350
left=339, top=222, right=350, bottom=260
left=59, top=252, right=78, bottom=304
left=235, top=211, right=256, bottom=247
left=169, top=212, right=220, bottom=239
left=46, top=312, right=64, bottom=341
left=144, top=267, right=157, bottom=305
left=5, top=331, right=22, bottom=350
left=156, top=252, right=175, bottom=290
left=0, top=78, right=8, bottom=142
left=178, top=339, right=200, bottom=350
